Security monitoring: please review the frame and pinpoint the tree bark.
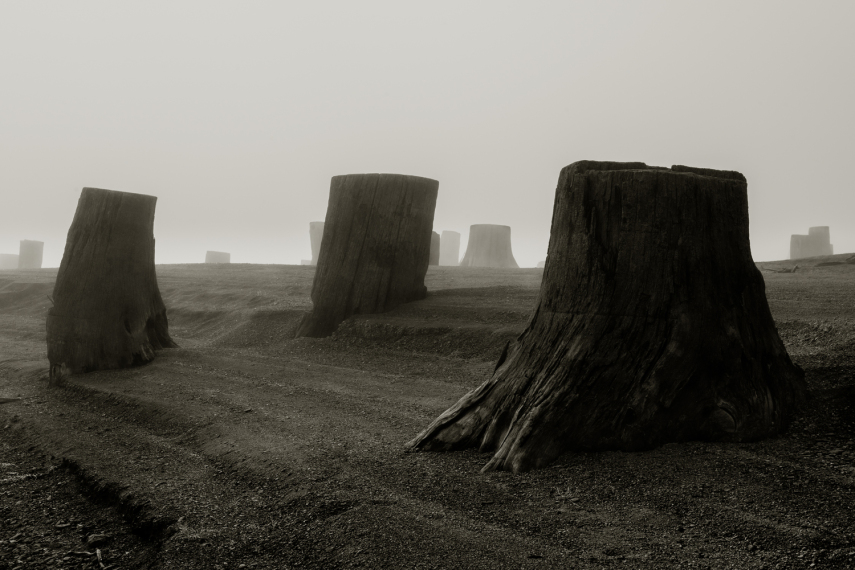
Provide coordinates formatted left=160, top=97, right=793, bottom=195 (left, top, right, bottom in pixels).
left=205, top=251, right=231, bottom=263
left=459, top=225, right=518, bottom=268
left=439, top=230, right=460, bottom=266
left=47, top=188, right=177, bottom=381
left=18, top=240, right=44, bottom=269
left=296, top=173, right=438, bottom=338
left=429, top=231, right=440, bottom=266
left=407, top=161, right=806, bottom=473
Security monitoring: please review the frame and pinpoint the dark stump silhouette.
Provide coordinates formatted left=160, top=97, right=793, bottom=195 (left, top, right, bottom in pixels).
left=459, top=224, right=518, bottom=268
left=205, top=251, right=231, bottom=264
left=439, top=230, right=460, bottom=266
left=408, top=161, right=805, bottom=473
left=429, top=231, right=440, bottom=266
left=47, top=188, right=177, bottom=382
left=309, top=221, right=325, bottom=265
left=18, top=240, right=44, bottom=269
left=296, top=173, right=439, bottom=338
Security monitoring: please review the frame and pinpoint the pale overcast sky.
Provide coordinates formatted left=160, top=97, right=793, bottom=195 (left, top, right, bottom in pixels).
left=1, top=1, right=853, bottom=267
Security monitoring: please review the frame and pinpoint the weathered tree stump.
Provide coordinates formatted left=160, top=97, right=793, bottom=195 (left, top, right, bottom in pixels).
left=18, top=240, right=44, bottom=269
left=459, top=225, right=518, bottom=268
left=46, top=188, right=177, bottom=381
left=309, top=221, right=325, bottom=265
left=205, top=251, right=231, bottom=264
left=790, top=226, right=833, bottom=260
left=408, top=161, right=805, bottom=472
left=439, top=230, right=460, bottom=266
left=0, top=254, right=18, bottom=270
left=296, top=174, right=438, bottom=338
left=429, top=231, right=440, bottom=266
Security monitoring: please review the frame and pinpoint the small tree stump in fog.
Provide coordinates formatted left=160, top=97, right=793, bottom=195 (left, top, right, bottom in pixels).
left=205, top=251, right=231, bottom=264
left=790, top=226, right=833, bottom=260
left=18, top=240, right=44, bottom=269
left=0, top=254, right=18, bottom=270
left=47, top=188, right=177, bottom=381
left=408, top=161, right=805, bottom=472
left=459, top=225, right=518, bottom=268
left=309, top=221, right=325, bottom=265
left=429, top=231, right=440, bottom=266
left=296, top=173, right=438, bottom=338
left=439, top=230, right=460, bottom=266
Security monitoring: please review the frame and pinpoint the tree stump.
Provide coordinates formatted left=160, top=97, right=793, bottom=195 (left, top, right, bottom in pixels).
left=0, top=254, right=18, bottom=270
left=18, top=240, right=44, bottom=269
left=407, top=161, right=806, bottom=473
left=459, top=225, right=518, bottom=268
left=46, top=188, right=177, bottom=381
left=429, top=231, right=440, bottom=266
left=205, top=251, right=231, bottom=263
left=309, top=221, right=325, bottom=265
left=790, top=226, right=833, bottom=260
left=439, top=230, right=460, bottom=266
left=296, top=173, right=439, bottom=338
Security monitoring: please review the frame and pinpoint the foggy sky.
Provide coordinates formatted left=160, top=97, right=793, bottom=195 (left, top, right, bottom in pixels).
left=2, top=1, right=853, bottom=267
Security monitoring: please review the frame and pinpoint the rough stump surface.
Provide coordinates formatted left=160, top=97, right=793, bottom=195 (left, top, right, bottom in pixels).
left=47, top=187, right=176, bottom=380
left=296, top=173, right=438, bottom=337
left=408, top=160, right=806, bottom=472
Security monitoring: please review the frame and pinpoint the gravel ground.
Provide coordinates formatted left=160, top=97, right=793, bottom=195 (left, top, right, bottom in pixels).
left=2, top=261, right=855, bottom=569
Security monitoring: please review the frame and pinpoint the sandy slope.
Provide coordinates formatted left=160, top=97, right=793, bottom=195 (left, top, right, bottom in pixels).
left=1, top=262, right=854, bottom=569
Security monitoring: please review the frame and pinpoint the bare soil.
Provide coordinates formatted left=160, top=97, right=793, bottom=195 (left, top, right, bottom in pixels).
left=1, top=258, right=854, bottom=569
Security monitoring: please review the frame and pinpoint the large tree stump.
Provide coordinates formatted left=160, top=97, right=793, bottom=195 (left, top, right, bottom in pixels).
left=439, top=230, right=460, bottom=266
left=309, top=221, right=325, bottom=265
left=429, top=231, right=440, bottom=266
left=296, top=173, right=438, bottom=338
left=18, top=240, right=44, bottom=269
left=46, top=188, right=177, bottom=381
left=205, top=251, right=231, bottom=263
left=408, top=161, right=806, bottom=472
left=459, top=224, right=519, bottom=268
left=0, top=254, right=18, bottom=270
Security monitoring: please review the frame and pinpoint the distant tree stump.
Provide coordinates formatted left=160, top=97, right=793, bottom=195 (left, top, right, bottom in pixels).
left=205, top=251, right=231, bottom=264
left=459, top=225, right=518, bottom=268
left=429, top=231, right=440, bottom=266
left=790, top=226, right=833, bottom=260
left=0, top=254, right=18, bottom=270
left=18, top=240, right=44, bottom=269
left=46, top=188, right=177, bottom=381
left=296, top=174, right=439, bottom=338
left=439, top=230, right=460, bottom=266
left=309, top=221, right=325, bottom=265
left=408, top=161, right=805, bottom=472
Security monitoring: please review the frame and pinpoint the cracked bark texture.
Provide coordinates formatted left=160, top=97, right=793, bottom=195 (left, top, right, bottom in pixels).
left=296, top=174, right=438, bottom=338
left=47, top=188, right=176, bottom=381
left=408, top=161, right=805, bottom=473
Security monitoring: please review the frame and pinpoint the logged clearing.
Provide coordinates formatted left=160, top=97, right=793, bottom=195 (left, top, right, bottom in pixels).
left=1, top=260, right=854, bottom=569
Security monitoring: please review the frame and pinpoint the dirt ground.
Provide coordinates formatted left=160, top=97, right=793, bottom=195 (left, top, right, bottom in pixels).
left=1, top=258, right=854, bottom=569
